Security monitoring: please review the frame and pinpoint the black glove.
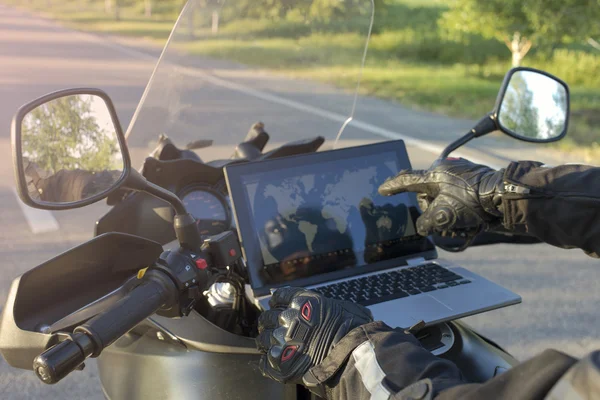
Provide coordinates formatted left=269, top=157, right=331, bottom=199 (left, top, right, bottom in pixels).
left=378, top=158, right=505, bottom=236
left=256, top=287, right=373, bottom=387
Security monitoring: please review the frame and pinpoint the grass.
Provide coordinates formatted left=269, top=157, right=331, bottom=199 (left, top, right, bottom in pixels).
left=8, top=0, right=600, bottom=153
left=62, top=15, right=174, bottom=39
left=4, top=0, right=177, bottom=41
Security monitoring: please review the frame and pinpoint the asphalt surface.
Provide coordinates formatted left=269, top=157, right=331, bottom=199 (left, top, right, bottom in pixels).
left=0, top=4, right=598, bottom=399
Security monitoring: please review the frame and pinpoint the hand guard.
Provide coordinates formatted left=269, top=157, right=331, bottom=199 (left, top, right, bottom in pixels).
left=256, top=287, right=373, bottom=386
left=378, top=158, right=505, bottom=236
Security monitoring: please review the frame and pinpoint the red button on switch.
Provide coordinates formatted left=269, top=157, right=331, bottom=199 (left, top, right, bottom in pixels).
left=229, top=249, right=236, bottom=257
left=195, top=259, right=208, bottom=270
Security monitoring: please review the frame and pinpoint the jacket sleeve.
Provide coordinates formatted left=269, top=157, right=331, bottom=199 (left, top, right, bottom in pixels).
left=501, top=161, right=600, bottom=257
left=308, top=322, right=577, bottom=400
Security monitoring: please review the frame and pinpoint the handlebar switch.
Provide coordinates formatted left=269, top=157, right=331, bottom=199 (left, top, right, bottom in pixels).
left=154, top=248, right=213, bottom=318
left=157, top=249, right=210, bottom=291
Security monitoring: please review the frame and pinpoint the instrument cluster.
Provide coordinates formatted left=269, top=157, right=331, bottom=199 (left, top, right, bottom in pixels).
left=179, top=182, right=232, bottom=237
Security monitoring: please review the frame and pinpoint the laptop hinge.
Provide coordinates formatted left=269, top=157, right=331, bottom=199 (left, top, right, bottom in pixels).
left=407, top=257, right=426, bottom=266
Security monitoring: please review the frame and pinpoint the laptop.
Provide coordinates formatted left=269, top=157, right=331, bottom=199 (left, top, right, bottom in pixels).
left=224, top=140, right=521, bottom=329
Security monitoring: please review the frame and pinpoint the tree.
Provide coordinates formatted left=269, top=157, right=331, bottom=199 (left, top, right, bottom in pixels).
left=200, top=0, right=221, bottom=34
left=21, top=95, right=121, bottom=174
left=441, top=0, right=600, bottom=67
left=544, top=83, right=568, bottom=138
left=105, top=0, right=121, bottom=21
left=220, top=0, right=376, bottom=22
left=587, top=20, right=600, bottom=52
left=145, top=0, right=153, bottom=18
left=588, top=38, right=600, bottom=52
left=499, top=73, right=540, bottom=138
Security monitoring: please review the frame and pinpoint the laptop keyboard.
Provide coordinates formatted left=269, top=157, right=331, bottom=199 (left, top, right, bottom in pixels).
left=312, top=263, right=471, bottom=306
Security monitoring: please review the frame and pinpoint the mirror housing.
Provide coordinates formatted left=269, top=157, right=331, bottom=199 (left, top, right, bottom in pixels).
left=12, top=88, right=203, bottom=251
left=495, top=67, right=570, bottom=143
left=12, top=88, right=131, bottom=210
left=440, top=67, right=570, bottom=159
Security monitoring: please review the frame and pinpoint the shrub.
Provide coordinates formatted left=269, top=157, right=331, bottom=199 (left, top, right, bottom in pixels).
left=528, top=50, right=600, bottom=87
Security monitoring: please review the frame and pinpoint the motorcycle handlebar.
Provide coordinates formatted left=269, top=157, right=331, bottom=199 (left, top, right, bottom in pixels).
left=33, top=270, right=177, bottom=384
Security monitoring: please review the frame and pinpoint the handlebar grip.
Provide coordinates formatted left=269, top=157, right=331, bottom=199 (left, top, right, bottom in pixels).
left=33, top=332, right=93, bottom=384
left=33, top=270, right=177, bottom=384
left=75, top=270, right=177, bottom=356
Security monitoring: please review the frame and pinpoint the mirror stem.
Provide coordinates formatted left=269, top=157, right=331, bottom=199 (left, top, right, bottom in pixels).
left=123, top=170, right=187, bottom=215
left=440, top=131, right=475, bottom=159
left=440, top=113, right=497, bottom=159
left=141, top=181, right=188, bottom=216
left=471, top=113, right=497, bottom=138
left=173, top=214, right=203, bottom=251
left=123, top=170, right=203, bottom=250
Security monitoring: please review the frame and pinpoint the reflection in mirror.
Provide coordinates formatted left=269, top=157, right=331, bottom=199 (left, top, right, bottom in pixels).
left=498, top=71, right=568, bottom=141
left=21, top=94, right=124, bottom=204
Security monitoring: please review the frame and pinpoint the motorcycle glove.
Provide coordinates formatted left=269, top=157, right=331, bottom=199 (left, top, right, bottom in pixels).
left=378, top=157, right=505, bottom=236
left=256, top=287, right=373, bottom=388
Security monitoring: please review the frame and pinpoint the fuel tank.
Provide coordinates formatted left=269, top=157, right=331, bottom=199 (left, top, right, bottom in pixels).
left=98, top=334, right=287, bottom=399
left=98, top=314, right=519, bottom=400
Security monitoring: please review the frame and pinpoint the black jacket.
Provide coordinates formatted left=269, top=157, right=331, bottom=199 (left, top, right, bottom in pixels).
left=316, top=161, right=600, bottom=399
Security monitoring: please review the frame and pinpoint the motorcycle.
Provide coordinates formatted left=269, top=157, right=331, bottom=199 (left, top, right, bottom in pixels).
left=0, top=1, right=570, bottom=399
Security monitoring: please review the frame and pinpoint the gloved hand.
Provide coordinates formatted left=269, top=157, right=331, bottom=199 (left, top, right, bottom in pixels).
left=378, top=158, right=505, bottom=236
left=256, top=287, right=373, bottom=386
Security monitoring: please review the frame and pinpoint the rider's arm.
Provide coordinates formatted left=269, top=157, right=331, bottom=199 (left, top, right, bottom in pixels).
left=322, top=322, right=577, bottom=400
left=256, top=289, right=585, bottom=399
left=378, top=159, right=600, bottom=258
left=501, top=161, right=600, bottom=257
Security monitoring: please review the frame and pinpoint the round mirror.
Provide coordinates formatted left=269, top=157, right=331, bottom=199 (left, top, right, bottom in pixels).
left=497, top=70, right=569, bottom=142
left=19, top=94, right=125, bottom=204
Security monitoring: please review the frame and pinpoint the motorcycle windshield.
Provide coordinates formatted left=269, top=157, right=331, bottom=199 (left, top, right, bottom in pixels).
left=126, top=0, right=374, bottom=160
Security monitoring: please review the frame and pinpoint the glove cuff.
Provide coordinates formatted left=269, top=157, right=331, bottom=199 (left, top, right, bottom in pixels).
left=302, top=322, right=393, bottom=392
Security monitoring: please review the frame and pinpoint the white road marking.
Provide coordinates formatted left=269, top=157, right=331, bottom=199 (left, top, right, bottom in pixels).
left=12, top=188, right=59, bottom=234
left=17, top=25, right=501, bottom=234
left=178, top=66, right=503, bottom=169
left=80, top=32, right=158, bottom=61
left=87, top=33, right=502, bottom=169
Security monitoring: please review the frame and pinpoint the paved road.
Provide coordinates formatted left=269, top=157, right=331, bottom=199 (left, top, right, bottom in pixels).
left=0, top=4, right=598, bottom=399
left=0, top=5, right=153, bottom=399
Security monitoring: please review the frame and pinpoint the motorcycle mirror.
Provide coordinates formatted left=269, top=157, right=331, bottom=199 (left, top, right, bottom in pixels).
left=440, top=67, right=570, bottom=159
left=495, top=68, right=569, bottom=143
left=13, top=88, right=203, bottom=250
left=12, top=88, right=131, bottom=210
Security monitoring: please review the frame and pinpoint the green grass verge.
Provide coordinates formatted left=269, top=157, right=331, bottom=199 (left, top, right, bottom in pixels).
left=8, top=0, right=600, bottom=152
left=4, top=0, right=177, bottom=40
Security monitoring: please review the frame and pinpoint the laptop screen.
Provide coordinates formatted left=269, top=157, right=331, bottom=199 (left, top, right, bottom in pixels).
left=225, top=140, right=435, bottom=291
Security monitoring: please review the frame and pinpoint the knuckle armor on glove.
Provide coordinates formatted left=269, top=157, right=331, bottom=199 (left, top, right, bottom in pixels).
left=256, top=288, right=373, bottom=387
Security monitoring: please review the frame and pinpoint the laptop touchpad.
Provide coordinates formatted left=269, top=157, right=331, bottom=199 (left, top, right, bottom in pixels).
left=368, top=295, right=452, bottom=329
